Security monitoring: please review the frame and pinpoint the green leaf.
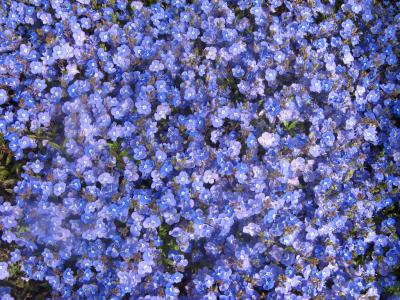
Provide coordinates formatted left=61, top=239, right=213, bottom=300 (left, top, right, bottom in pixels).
left=112, top=13, right=118, bottom=23
left=162, top=258, right=174, bottom=266
left=120, top=149, right=129, bottom=157
left=143, top=0, right=158, bottom=6
left=344, top=169, right=355, bottom=182
left=157, top=223, right=183, bottom=269
left=47, top=141, right=63, bottom=150
left=11, top=161, right=24, bottom=174
left=5, top=153, right=13, bottom=166
left=107, top=139, right=122, bottom=153
left=383, top=284, right=400, bottom=297
left=0, top=169, right=9, bottom=179
left=18, top=226, right=29, bottom=233
left=288, top=121, right=298, bottom=130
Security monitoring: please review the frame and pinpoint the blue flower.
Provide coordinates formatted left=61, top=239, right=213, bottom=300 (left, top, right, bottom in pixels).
left=0, top=262, right=9, bottom=280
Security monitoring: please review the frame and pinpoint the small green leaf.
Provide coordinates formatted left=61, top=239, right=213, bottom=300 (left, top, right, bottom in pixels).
left=18, top=226, right=29, bottom=233
left=47, top=141, right=62, bottom=150
left=0, top=169, right=9, bottom=178
left=5, top=153, right=13, bottom=166
left=344, top=169, right=355, bottom=182
left=163, top=258, right=174, bottom=266
left=11, top=161, right=24, bottom=174
left=112, top=13, right=118, bottom=23
left=288, top=121, right=297, bottom=130
left=120, top=149, right=129, bottom=157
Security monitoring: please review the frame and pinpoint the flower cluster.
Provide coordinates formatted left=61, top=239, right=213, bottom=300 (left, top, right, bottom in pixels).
left=0, top=0, right=399, bottom=299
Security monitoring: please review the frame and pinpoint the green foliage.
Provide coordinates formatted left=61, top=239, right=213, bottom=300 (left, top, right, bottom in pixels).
left=217, top=76, right=242, bottom=104
left=91, top=0, right=98, bottom=9
left=282, top=120, right=310, bottom=137
left=334, top=0, right=344, bottom=12
left=157, top=223, right=182, bottom=269
left=382, top=265, right=400, bottom=297
left=0, top=260, right=51, bottom=299
left=7, top=263, right=26, bottom=289
left=112, top=12, right=118, bottom=23
left=383, top=285, right=400, bottom=297
left=283, top=120, right=297, bottom=130
left=143, top=0, right=158, bottom=6
left=107, top=138, right=130, bottom=170
left=0, top=135, right=51, bottom=298
left=344, top=169, right=355, bottom=182
left=0, top=135, right=23, bottom=196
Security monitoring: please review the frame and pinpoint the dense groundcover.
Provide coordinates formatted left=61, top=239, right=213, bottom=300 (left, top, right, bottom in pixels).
left=0, top=0, right=399, bottom=298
